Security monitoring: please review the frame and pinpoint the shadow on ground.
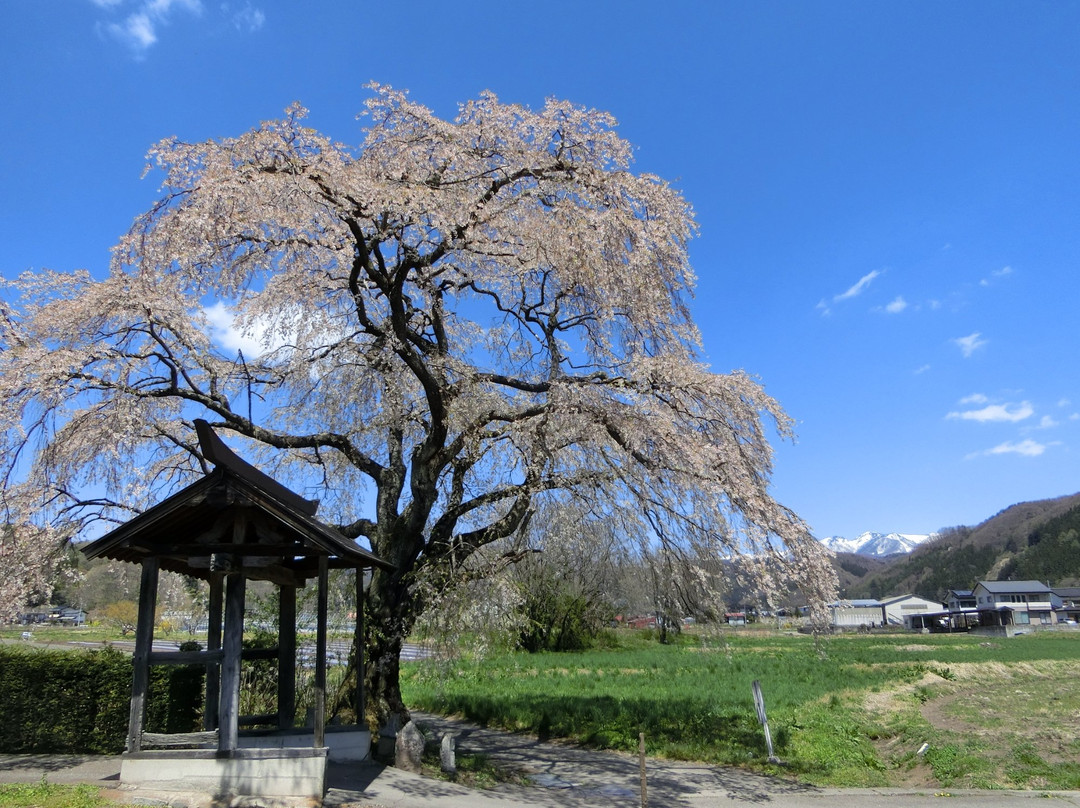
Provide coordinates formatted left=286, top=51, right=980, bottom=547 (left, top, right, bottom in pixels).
left=382, top=712, right=823, bottom=806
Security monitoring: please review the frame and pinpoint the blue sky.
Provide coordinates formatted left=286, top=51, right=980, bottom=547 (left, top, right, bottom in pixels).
left=3, top=1, right=1079, bottom=540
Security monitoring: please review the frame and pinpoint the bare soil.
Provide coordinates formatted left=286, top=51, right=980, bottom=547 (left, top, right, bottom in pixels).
left=864, top=658, right=1080, bottom=788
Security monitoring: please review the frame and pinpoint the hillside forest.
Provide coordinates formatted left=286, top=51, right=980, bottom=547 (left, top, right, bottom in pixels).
left=17, top=491, right=1080, bottom=647
left=836, top=491, right=1080, bottom=602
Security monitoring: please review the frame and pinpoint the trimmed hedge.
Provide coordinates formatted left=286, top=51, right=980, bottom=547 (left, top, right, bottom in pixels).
left=0, top=646, right=203, bottom=754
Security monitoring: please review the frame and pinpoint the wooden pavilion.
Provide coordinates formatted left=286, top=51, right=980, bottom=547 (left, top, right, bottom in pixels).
left=81, top=420, right=393, bottom=801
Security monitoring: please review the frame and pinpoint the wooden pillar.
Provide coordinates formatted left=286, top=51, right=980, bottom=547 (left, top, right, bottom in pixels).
left=278, top=584, right=297, bottom=730
left=219, top=572, right=246, bottom=752
left=205, top=572, right=223, bottom=731
left=126, top=557, right=160, bottom=753
left=314, top=555, right=329, bottom=748
left=354, top=567, right=365, bottom=727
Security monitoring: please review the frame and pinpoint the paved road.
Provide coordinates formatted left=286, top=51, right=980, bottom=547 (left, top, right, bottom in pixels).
left=4, top=712, right=1078, bottom=808
left=5, top=636, right=433, bottom=662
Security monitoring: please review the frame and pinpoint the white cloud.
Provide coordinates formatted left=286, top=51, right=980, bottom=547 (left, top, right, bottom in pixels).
left=983, top=439, right=1052, bottom=457
left=980, top=265, right=1014, bottom=287
left=883, top=296, right=907, bottom=314
left=224, top=2, right=266, bottom=32
left=103, top=0, right=198, bottom=55
left=914, top=364, right=931, bottom=375
left=835, top=270, right=882, bottom=302
left=1038, top=415, right=1059, bottom=429
left=96, top=0, right=264, bottom=56
left=959, top=393, right=989, bottom=405
left=818, top=269, right=885, bottom=316
left=953, top=332, right=987, bottom=358
left=108, top=12, right=157, bottom=50
left=947, top=400, right=1034, bottom=423
left=203, top=301, right=269, bottom=357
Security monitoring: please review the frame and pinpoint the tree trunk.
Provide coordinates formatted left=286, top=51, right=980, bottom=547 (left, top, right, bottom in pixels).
left=363, top=625, right=407, bottom=733
left=361, top=567, right=414, bottom=735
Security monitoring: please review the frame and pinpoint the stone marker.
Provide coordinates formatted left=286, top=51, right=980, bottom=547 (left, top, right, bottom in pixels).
left=395, top=720, right=425, bottom=773
left=440, top=733, right=456, bottom=774
left=377, top=714, right=401, bottom=760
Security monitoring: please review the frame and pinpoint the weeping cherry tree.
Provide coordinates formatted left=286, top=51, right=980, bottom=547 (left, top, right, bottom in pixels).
left=0, top=85, right=836, bottom=730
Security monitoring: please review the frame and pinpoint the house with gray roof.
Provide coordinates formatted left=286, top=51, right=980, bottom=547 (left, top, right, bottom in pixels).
left=972, top=580, right=1061, bottom=628
left=1053, top=586, right=1080, bottom=623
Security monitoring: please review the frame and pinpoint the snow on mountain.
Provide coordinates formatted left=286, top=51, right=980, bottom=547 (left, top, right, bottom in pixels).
left=819, top=531, right=936, bottom=557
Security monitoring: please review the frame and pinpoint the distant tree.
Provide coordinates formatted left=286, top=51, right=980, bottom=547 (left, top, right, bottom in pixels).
left=0, top=86, right=836, bottom=730
left=512, top=501, right=623, bottom=652
left=72, top=559, right=141, bottom=614
left=0, top=523, right=68, bottom=624
left=644, top=548, right=684, bottom=644
left=100, top=600, right=140, bottom=636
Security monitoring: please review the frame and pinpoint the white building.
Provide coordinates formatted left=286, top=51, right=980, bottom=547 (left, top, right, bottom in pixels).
left=827, top=599, right=884, bottom=628
left=878, top=594, right=945, bottom=629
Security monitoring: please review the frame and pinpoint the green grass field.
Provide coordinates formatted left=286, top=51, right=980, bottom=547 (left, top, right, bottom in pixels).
left=8, top=624, right=1080, bottom=791
left=0, top=783, right=119, bottom=808
left=402, top=628, right=1080, bottom=789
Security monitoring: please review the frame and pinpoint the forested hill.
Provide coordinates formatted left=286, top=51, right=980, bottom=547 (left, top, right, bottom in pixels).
left=838, top=491, right=1080, bottom=602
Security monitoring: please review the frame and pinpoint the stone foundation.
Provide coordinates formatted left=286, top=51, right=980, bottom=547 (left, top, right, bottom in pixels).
left=120, top=747, right=327, bottom=802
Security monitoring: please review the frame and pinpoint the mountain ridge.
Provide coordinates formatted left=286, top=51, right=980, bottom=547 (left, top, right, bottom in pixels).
left=835, top=492, right=1080, bottom=601
left=819, top=531, right=936, bottom=557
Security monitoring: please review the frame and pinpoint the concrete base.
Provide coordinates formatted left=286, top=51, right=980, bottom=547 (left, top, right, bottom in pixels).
left=239, top=726, right=371, bottom=763
left=120, top=747, right=328, bottom=801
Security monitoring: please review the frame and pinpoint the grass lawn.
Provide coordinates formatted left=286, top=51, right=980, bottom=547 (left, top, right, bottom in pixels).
left=402, top=628, right=1080, bottom=789
left=0, top=783, right=122, bottom=808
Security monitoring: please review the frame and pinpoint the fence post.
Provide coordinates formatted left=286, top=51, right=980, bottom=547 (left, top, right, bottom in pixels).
left=638, top=731, right=648, bottom=808
left=751, top=679, right=780, bottom=764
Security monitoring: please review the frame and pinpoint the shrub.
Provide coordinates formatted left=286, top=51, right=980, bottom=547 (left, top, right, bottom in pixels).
left=517, top=588, right=612, bottom=653
left=0, top=646, right=203, bottom=754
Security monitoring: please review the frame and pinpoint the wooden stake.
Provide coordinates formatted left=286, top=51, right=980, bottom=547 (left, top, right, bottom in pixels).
left=639, top=731, right=648, bottom=808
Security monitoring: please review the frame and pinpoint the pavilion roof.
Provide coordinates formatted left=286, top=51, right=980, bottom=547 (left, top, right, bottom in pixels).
left=81, top=421, right=392, bottom=586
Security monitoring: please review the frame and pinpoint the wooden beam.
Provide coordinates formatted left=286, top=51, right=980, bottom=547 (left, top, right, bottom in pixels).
left=149, top=649, right=224, bottom=666
left=238, top=713, right=279, bottom=727
left=238, top=566, right=308, bottom=588
left=219, top=571, right=246, bottom=752
left=160, top=543, right=311, bottom=556
left=126, top=557, right=159, bottom=753
left=314, top=555, right=329, bottom=748
left=142, top=730, right=218, bottom=748
left=205, top=573, right=223, bottom=732
left=279, top=584, right=297, bottom=730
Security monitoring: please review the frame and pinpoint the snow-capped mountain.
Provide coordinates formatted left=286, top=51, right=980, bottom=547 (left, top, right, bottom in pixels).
left=819, top=531, right=936, bottom=557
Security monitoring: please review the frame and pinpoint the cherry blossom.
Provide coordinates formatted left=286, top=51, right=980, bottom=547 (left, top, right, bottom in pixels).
left=0, top=86, right=836, bottom=727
